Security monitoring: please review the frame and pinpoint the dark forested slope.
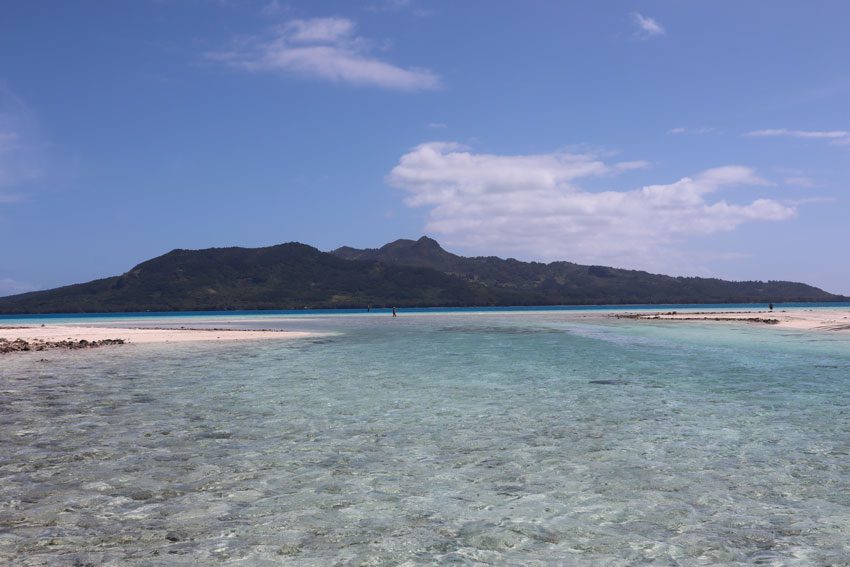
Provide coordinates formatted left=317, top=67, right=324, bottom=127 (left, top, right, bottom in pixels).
left=332, top=237, right=845, bottom=305
left=0, top=237, right=843, bottom=314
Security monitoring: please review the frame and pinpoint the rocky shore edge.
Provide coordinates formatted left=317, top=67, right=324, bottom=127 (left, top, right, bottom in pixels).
left=0, top=337, right=126, bottom=355
left=611, top=312, right=780, bottom=324
left=1, top=324, right=319, bottom=352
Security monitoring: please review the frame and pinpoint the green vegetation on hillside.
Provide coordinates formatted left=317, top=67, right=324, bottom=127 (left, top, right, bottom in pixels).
left=0, top=237, right=844, bottom=314
left=331, top=237, right=845, bottom=305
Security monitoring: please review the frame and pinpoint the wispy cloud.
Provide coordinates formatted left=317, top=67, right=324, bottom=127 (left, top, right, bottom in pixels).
left=784, top=176, right=817, bottom=189
left=387, top=143, right=794, bottom=270
left=632, top=13, right=665, bottom=38
left=365, top=0, right=411, bottom=11
left=775, top=167, right=820, bottom=189
left=745, top=128, right=850, bottom=146
left=208, top=17, right=440, bottom=91
left=0, top=86, right=43, bottom=197
left=260, top=1, right=288, bottom=17
left=0, top=277, right=37, bottom=297
left=427, top=122, right=447, bottom=129
left=364, top=0, right=432, bottom=17
left=668, top=127, right=715, bottom=135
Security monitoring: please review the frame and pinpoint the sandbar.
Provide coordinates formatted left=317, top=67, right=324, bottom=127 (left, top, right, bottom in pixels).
left=614, top=308, right=850, bottom=331
left=0, top=324, right=317, bottom=353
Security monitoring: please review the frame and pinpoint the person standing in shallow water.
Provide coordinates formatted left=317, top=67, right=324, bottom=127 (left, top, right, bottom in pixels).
left=392, top=307, right=397, bottom=317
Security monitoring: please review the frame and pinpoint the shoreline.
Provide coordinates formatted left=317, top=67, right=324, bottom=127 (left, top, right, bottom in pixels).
left=2, top=302, right=848, bottom=322
left=0, top=325, right=318, bottom=354
left=3, top=306, right=849, bottom=354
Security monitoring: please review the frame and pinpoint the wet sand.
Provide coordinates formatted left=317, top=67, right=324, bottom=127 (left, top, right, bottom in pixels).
left=615, top=308, right=850, bottom=331
left=2, top=307, right=848, bottom=355
left=0, top=325, right=317, bottom=353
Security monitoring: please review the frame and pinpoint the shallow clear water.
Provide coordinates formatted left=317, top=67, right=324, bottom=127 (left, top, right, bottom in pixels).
left=2, top=311, right=850, bottom=565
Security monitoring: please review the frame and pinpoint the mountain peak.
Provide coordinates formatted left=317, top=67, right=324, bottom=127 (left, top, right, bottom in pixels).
left=416, top=235, right=441, bottom=247
left=388, top=235, right=443, bottom=252
left=1, top=237, right=845, bottom=312
left=380, top=236, right=453, bottom=259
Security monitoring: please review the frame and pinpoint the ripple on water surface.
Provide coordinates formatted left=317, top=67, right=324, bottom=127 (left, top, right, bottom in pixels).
left=1, top=313, right=850, bottom=565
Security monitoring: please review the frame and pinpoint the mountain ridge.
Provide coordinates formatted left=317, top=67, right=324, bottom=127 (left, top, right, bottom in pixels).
left=0, top=237, right=844, bottom=314
left=331, top=236, right=844, bottom=303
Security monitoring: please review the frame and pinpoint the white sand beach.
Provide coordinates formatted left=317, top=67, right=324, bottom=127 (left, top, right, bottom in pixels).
left=3, top=307, right=848, bottom=351
left=617, top=308, right=850, bottom=331
left=0, top=324, right=316, bottom=347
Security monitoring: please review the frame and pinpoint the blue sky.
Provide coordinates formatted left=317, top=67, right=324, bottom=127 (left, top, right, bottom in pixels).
left=1, top=1, right=849, bottom=295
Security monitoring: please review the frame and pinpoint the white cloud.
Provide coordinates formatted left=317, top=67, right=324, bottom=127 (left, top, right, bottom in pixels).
left=387, top=142, right=795, bottom=270
left=285, top=18, right=354, bottom=43
left=632, top=13, right=665, bottom=38
left=208, top=17, right=440, bottom=91
left=746, top=128, right=848, bottom=139
left=745, top=128, right=850, bottom=146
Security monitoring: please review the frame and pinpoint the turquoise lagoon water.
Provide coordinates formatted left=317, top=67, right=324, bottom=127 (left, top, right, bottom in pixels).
left=2, top=308, right=850, bottom=565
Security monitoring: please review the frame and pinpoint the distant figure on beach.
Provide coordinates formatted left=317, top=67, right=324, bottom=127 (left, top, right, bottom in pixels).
left=769, top=302, right=774, bottom=311
left=392, top=307, right=397, bottom=317
left=367, top=305, right=371, bottom=312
